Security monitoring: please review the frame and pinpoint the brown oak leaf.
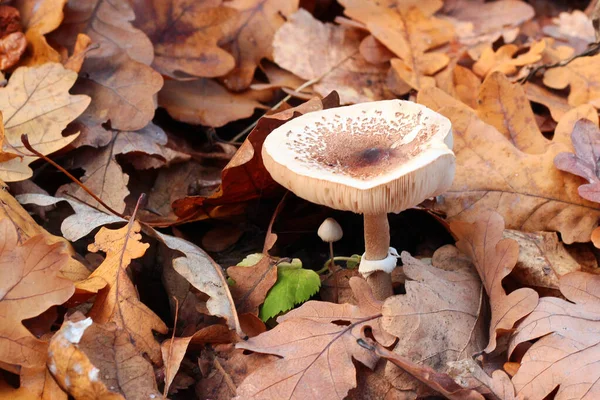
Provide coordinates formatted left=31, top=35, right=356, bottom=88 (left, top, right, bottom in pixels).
left=525, top=82, right=571, bottom=123
left=158, top=78, right=267, bottom=127
left=381, top=252, right=485, bottom=395
left=472, top=40, right=545, bottom=78
left=273, top=9, right=394, bottom=104
left=554, top=118, right=600, bottom=203
left=0, top=218, right=75, bottom=368
left=509, top=272, right=600, bottom=400
left=0, top=31, right=26, bottom=70
left=226, top=256, right=277, bottom=317
left=417, top=87, right=600, bottom=244
left=221, top=0, right=299, bottom=91
left=76, top=221, right=168, bottom=364
left=0, top=62, right=90, bottom=182
left=543, top=53, right=600, bottom=108
left=236, top=277, right=395, bottom=399
left=451, top=212, right=539, bottom=353
left=129, top=0, right=238, bottom=79
left=0, top=366, right=67, bottom=399
left=338, top=0, right=453, bottom=91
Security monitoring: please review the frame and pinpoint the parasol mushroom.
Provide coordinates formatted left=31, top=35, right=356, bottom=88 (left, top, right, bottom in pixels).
left=261, top=100, right=455, bottom=300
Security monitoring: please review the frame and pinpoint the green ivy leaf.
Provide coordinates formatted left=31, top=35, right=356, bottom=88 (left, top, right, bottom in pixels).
left=259, top=263, right=321, bottom=321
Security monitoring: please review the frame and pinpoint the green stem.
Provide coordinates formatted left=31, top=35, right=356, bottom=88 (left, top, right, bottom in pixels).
left=316, top=256, right=359, bottom=274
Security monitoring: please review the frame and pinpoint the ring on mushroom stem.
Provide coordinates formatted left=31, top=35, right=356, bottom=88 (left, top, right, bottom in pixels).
left=261, top=99, right=455, bottom=300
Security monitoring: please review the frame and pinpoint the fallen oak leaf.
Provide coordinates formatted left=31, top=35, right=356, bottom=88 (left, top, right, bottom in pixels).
left=158, top=78, right=268, bottom=127
left=0, top=62, right=90, bottom=182
left=172, top=92, right=340, bottom=222
left=525, top=82, right=571, bottom=122
left=227, top=253, right=277, bottom=317
left=52, top=0, right=154, bottom=65
left=0, top=365, right=67, bottom=399
left=221, top=0, right=299, bottom=91
left=129, top=0, right=238, bottom=79
left=509, top=271, right=600, bottom=400
left=0, top=31, right=26, bottom=70
left=272, top=9, right=394, bottom=105
left=381, top=252, right=485, bottom=394
left=543, top=53, right=600, bottom=108
left=472, top=40, right=545, bottom=78
left=0, top=218, right=75, bottom=368
left=418, top=89, right=600, bottom=244
left=78, top=221, right=168, bottom=364
left=47, top=315, right=125, bottom=400
left=451, top=211, right=539, bottom=353
left=236, top=277, right=395, bottom=399
left=554, top=118, right=600, bottom=203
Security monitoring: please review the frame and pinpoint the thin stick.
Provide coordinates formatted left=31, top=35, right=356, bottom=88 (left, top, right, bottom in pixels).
left=20, top=134, right=126, bottom=219
left=163, top=297, right=180, bottom=398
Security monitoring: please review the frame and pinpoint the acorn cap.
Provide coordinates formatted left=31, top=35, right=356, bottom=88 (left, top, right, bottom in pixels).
left=262, top=100, right=455, bottom=215
left=318, top=217, right=343, bottom=242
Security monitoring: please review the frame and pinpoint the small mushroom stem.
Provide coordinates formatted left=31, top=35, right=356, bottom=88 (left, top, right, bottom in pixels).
left=363, top=213, right=394, bottom=300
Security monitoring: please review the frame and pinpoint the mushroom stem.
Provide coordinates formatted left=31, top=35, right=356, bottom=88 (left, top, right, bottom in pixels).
left=363, top=213, right=394, bottom=300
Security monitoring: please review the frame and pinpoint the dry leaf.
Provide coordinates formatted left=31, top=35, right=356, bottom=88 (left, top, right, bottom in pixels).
left=74, top=52, right=163, bottom=131
left=0, top=62, right=90, bottom=182
left=0, top=5, right=21, bottom=36
left=129, top=0, right=238, bottom=79
left=0, top=218, right=74, bottom=367
left=77, top=222, right=168, bottom=364
left=150, top=230, right=242, bottom=335
left=53, top=0, right=154, bottom=65
left=418, top=88, right=600, bottom=244
left=451, top=212, right=539, bottom=353
left=63, top=33, right=92, bottom=73
left=47, top=315, right=124, bottom=400
left=543, top=10, right=596, bottom=47
left=0, top=366, right=67, bottom=399
left=473, top=40, right=545, bottom=78
left=236, top=277, right=395, bottom=399
left=554, top=119, right=600, bottom=204
left=221, top=0, right=299, bottom=91
left=172, top=93, right=340, bottom=222
left=525, top=82, right=571, bottom=122
left=509, top=271, right=600, bottom=399
left=158, top=78, right=267, bottom=127
left=359, top=35, right=394, bottom=65
left=544, top=53, right=600, bottom=108
left=227, top=256, right=277, bottom=316
left=338, top=0, right=453, bottom=91
left=382, top=252, right=485, bottom=394
left=0, top=32, right=26, bottom=70
left=436, top=63, right=481, bottom=109
left=273, top=9, right=393, bottom=104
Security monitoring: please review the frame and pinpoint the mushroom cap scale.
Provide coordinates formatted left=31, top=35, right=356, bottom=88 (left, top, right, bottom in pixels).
left=262, top=100, right=455, bottom=215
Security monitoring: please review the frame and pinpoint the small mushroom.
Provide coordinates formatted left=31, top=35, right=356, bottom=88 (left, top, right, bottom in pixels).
left=318, top=217, right=343, bottom=271
left=262, top=100, right=455, bottom=300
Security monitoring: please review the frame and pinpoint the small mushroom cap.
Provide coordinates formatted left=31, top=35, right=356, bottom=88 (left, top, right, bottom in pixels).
left=318, top=217, right=343, bottom=242
left=262, top=100, right=455, bottom=215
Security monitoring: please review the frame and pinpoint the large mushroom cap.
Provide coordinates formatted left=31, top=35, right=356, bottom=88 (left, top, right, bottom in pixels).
left=262, top=100, right=455, bottom=215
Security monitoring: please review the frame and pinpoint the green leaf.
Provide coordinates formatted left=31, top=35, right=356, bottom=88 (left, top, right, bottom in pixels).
left=346, top=254, right=361, bottom=269
left=259, top=266, right=321, bottom=321
left=237, top=253, right=265, bottom=267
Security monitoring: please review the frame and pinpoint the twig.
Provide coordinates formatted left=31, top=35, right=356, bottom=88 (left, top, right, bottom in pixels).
left=163, top=297, right=180, bottom=399
left=518, top=41, right=600, bottom=84
left=213, top=356, right=237, bottom=396
left=20, top=134, right=126, bottom=219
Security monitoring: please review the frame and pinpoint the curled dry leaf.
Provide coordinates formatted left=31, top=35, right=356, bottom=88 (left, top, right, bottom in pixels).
left=554, top=119, right=600, bottom=204
left=0, top=62, right=90, bottom=182
left=509, top=272, right=600, bottom=400
left=544, top=53, right=600, bottom=108
left=172, top=92, right=340, bottom=222
left=0, top=31, right=26, bottom=70
left=77, top=221, right=168, bottom=364
left=338, top=0, right=453, bottom=91
left=74, top=52, right=163, bottom=131
left=418, top=87, right=600, bottom=244
left=451, top=212, right=539, bottom=353
left=472, top=40, right=545, bottom=78
left=0, top=218, right=75, bottom=368
left=0, top=365, right=67, bottom=399
left=47, top=315, right=124, bottom=400
left=273, top=9, right=393, bottom=105
left=236, top=277, right=395, bottom=400
left=525, top=82, right=570, bottom=122
left=129, top=0, right=238, bottom=79
left=53, top=0, right=154, bottom=64
left=227, top=256, right=277, bottom=316
left=158, top=78, right=267, bottom=127
left=221, top=0, right=299, bottom=91
left=381, top=252, right=485, bottom=395
left=76, top=317, right=162, bottom=399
